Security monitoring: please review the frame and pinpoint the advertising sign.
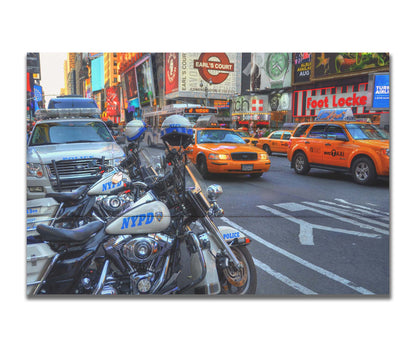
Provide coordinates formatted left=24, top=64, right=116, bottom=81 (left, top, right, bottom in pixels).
left=91, top=56, right=104, bottom=92
left=372, top=74, right=389, bottom=109
left=249, top=53, right=292, bottom=90
left=106, top=86, right=120, bottom=117
left=136, top=56, right=156, bottom=107
left=123, top=67, right=138, bottom=100
left=165, top=53, right=179, bottom=94
left=293, top=53, right=312, bottom=83
left=314, top=53, right=389, bottom=78
left=179, top=53, right=239, bottom=97
left=293, top=83, right=379, bottom=117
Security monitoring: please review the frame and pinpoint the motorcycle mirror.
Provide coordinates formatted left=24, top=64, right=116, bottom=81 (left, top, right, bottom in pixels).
left=207, top=184, right=223, bottom=201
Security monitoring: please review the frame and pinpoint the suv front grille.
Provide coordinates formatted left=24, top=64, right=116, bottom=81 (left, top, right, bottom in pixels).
left=231, top=152, right=258, bottom=161
left=47, top=158, right=109, bottom=190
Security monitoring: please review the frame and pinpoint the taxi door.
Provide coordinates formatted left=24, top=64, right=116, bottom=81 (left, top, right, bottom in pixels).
left=280, top=131, right=292, bottom=153
left=321, top=125, right=353, bottom=167
left=269, top=131, right=282, bottom=152
left=305, top=124, right=326, bottom=164
left=186, top=130, right=197, bottom=163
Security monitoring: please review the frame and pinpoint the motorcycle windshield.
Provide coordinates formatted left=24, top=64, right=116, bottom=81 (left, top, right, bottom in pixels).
left=137, top=147, right=165, bottom=185
left=185, top=160, right=208, bottom=196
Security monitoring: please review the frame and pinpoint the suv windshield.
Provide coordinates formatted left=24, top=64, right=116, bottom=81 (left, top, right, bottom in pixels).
left=345, top=123, right=389, bottom=140
left=197, top=130, right=246, bottom=144
left=29, top=121, right=114, bottom=146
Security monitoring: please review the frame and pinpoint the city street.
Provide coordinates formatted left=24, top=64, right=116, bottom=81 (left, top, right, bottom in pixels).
left=147, top=145, right=390, bottom=295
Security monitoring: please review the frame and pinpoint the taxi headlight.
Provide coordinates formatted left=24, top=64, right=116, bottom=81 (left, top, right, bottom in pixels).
left=27, top=163, right=44, bottom=178
left=208, top=153, right=230, bottom=160
left=258, top=153, right=269, bottom=160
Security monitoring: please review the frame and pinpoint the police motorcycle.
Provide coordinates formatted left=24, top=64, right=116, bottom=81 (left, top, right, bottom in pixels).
left=27, top=120, right=149, bottom=235
left=27, top=115, right=257, bottom=295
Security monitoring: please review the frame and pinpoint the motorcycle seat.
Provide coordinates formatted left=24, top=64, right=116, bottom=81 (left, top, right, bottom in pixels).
left=46, top=185, right=89, bottom=203
left=36, top=220, right=104, bottom=243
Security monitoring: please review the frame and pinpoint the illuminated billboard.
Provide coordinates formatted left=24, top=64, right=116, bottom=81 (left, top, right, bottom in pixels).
left=91, top=56, right=104, bottom=92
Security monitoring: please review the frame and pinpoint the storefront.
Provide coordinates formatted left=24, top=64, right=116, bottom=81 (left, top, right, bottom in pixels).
left=292, top=81, right=389, bottom=126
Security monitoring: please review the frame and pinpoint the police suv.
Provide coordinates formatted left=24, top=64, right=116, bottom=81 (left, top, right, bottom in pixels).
left=27, top=108, right=125, bottom=200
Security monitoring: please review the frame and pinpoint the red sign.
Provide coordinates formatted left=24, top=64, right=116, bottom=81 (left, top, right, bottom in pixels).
left=251, top=99, right=264, bottom=112
left=165, top=53, right=179, bottom=94
left=106, top=87, right=120, bottom=117
left=193, top=53, right=234, bottom=84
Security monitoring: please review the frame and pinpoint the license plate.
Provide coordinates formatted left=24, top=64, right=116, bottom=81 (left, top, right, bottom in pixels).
left=241, top=164, right=253, bottom=171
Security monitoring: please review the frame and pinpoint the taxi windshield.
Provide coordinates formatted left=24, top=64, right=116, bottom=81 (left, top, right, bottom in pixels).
left=345, top=123, right=389, bottom=140
left=235, top=131, right=250, bottom=137
left=197, top=129, right=246, bottom=144
left=29, top=121, right=114, bottom=146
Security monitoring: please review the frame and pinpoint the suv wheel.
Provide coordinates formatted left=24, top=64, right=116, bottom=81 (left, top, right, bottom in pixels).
left=293, top=152, right=310, bottom=175
left=352, top=157, right=376, bottom=185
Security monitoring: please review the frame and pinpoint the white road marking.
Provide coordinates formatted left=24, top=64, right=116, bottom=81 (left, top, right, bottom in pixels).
left=220, top=216, right=375, bottom=295
left=253, top=258, right=317, bottom=295
left=334, top=199, right=390, bottom=216
left=259, top=204, right=381, bottom=245
left=300, top=201, right=389, bottom=234
left=317, top=200, right=390, bottom=221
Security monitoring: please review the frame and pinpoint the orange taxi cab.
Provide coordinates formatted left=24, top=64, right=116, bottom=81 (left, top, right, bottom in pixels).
left=186, top=128, right=271, bottom=178
left=256, top=130, right=293, bottom=155
left=233, top=129, right=258, bottom=146
left=287, top=108, right=389, bottom=185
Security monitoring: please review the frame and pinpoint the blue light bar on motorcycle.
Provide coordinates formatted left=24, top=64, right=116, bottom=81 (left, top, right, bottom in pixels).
left=160, top=126, right=193, bottom=137
left=315, top=108, right=354, bottom=121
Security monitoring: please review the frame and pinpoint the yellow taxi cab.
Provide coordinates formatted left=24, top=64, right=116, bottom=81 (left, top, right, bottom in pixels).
left=233, top=129, right=258, bottom=146
left=186, top=128, right=271, bottom=178
left=287, top=108, right=389, bottom=185
left=256, top=130, right=293, bottom=155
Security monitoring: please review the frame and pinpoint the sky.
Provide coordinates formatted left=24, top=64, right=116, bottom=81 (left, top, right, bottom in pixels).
left=39, top=52, right=67, bottom=104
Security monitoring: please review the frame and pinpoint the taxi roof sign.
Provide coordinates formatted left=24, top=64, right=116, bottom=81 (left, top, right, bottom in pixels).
left=315, top=108, right=354, bottom=121
left=34, top=108, right=101, bottom=120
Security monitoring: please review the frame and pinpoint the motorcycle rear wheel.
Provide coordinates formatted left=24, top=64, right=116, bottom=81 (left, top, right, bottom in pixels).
left=220, top=246, right=257, bottom=294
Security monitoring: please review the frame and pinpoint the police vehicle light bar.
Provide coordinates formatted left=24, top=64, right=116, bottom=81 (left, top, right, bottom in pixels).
left=35, top=108, right=101, bottom=120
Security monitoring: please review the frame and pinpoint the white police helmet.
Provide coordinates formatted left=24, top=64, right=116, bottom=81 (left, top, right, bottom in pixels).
left=125, top=119, right=146, bottom=142
left=160, top=114, right=193, bottom=147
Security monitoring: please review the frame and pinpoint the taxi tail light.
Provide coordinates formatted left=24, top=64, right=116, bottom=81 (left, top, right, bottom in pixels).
left=288, top=139, right=292, bottom=148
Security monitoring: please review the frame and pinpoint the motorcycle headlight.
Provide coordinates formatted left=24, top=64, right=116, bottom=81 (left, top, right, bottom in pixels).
left=258, top=153, right=269, bottom=160
left=27, top=163, right=44, bottom=178
left=208, top=153, right=230, bottom=160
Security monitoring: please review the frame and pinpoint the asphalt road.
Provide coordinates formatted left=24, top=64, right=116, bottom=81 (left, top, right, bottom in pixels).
left=146, top=146, right=390, bottom=296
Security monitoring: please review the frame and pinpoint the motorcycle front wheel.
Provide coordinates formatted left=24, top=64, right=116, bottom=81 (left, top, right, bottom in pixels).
left=219, top=246, right=257, bottom=294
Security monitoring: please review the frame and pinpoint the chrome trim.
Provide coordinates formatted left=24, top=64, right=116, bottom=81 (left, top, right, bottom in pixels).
left=93, top=259, right=110, bottom=295
left=30, top=253, right=60, bottom=295
left=150, top=255, right=170, bottom=294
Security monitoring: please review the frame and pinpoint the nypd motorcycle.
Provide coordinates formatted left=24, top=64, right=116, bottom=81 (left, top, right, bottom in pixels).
left=27, top=115, right=257, bottom=295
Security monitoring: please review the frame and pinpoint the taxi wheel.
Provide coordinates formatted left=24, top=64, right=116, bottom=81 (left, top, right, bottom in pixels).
left=197, top=156, right=210, bottom=179
left=293, top=152, right=310, bottom=175
left=352, top=157, right=376, bottom=185
left=263, top=144, right=271, bottom=155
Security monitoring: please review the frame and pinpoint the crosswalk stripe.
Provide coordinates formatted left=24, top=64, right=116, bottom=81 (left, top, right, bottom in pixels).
left=220, top=216, right=375, bottom=295
left=253, top=258, right=317, bottom=295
